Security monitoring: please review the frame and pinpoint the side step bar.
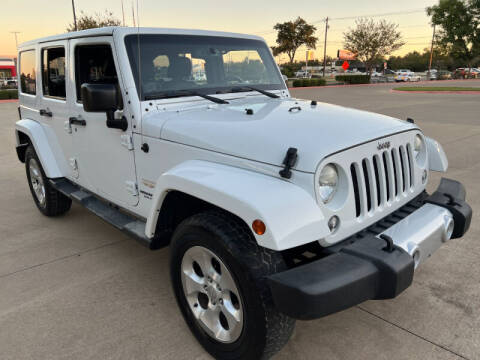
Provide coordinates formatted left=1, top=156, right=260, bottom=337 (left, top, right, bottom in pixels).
left=50, top=178, right=156, bottom=249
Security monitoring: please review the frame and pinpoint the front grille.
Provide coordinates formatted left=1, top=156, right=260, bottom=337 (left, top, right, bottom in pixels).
left=351, top=144, right=415, bottom=218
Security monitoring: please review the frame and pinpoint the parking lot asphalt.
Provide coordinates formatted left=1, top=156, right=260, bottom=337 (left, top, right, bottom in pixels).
left=1, top=80, right=479, bottom=360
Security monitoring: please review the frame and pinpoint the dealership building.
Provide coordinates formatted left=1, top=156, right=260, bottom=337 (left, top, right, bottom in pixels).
left=0, top=57, right=17, bottom=78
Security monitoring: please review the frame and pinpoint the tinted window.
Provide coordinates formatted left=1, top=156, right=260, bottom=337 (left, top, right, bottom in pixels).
left=42, top=47, right=66, bottom=98
left=20, top=50, right=36, bottom=95
left=75, top=45, right=118, bottom=101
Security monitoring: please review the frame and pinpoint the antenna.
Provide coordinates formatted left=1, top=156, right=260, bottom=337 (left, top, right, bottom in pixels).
left=136, top=0, right=144, bottom=146
left=71, top=0, right=78, bottom=31
left=10, top=31, right=21, bottom=49
left=131, top=2, right=136, bottom=27
left=121, top=0, right=125, bottom=26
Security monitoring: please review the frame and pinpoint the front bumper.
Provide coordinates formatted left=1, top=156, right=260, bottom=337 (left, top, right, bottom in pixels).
left=268, top=178, right=472, bottom=320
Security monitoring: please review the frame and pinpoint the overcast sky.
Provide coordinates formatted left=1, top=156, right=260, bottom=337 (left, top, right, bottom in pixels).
left=0, top=0, right=437, bottom=60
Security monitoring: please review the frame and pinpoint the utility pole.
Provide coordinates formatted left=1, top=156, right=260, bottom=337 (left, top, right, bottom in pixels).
left=427, top=24, right=436, bottom=81
left=10, top=31, right=20, bottom=49
left=71, top=0, right=78, bottom=31
left=121, top=0, right=126, bottom=26
left=323, top=17, right=329, bottom=78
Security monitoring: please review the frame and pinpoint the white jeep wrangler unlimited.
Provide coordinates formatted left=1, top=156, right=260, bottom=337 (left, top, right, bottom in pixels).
left=15, top=27, right=472, bottom=359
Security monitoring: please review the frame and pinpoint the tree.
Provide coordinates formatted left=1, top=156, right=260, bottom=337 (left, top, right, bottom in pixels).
left=427, top=0, right=480, bottom=69
left=66, top=10, right=121, bottom=32
left=343, top=18, right=405, bottom=74
left=272, top=17, right=318, bottom=64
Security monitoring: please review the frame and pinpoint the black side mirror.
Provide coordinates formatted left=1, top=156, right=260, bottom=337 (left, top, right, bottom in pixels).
left=81, top=83, right=128, bottom=131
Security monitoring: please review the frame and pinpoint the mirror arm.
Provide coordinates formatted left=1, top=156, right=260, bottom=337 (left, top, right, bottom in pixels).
left=106, top=110, right=128, bottom=131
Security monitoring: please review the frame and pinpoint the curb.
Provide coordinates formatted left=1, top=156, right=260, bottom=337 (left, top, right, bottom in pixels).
left=0, top=99, right=18, bottom=103
left=289, top=78, right=480, bottom=90
left=390, top=89, right=480, bottom=95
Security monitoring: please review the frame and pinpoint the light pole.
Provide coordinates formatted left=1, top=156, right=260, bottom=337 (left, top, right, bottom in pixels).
left=71, top=0, right=78, bottom=31
left=323, top=17, right=329, bottom=78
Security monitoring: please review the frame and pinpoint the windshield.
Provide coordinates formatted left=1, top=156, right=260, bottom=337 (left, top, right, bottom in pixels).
left=124, top=34, right=284, bottom=101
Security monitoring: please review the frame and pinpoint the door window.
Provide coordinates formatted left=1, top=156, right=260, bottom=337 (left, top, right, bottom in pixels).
left=42, top=47, right=66, bottom=99
left=19, top=50, right=36, bottom=95
left=74, top=45, right=118, bottom=101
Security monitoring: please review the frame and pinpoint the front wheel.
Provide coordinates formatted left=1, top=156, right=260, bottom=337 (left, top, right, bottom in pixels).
left=170, top=211, right=295, bottom=360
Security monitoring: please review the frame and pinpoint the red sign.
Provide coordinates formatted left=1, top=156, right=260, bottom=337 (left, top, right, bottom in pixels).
left=342, top=61, right=350, bottom=71
left=337, top=49, right=357, bottom=61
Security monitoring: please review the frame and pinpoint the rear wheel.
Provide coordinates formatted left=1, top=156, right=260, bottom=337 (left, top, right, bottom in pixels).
left=170, top=211, right=295, bottom=359
left=25, top=145, right=72, bottom=216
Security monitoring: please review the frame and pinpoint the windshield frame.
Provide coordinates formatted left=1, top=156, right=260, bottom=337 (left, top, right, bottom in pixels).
left=124, top=34, right=286, bottom=101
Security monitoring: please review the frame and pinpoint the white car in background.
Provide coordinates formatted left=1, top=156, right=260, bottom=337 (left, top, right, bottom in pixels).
left=294, top=70, right=312, bottom=78
left=395, top=71, right=421, bottom=82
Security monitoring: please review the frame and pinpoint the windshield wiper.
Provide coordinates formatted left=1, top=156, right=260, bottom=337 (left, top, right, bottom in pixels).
left=230, top=86, right=280, bottom=99
left=145, top=90, right=229, bottom=104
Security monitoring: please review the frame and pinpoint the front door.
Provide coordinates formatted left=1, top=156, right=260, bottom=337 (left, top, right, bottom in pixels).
left=69, top=37, right=138, bottom=207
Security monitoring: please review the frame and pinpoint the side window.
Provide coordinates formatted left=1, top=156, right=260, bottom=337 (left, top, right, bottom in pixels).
left=42, top=47, right=66, bottom=99
left=75, top=45, right=118, bottom=101
left=20, top=50, right=36, bottom=95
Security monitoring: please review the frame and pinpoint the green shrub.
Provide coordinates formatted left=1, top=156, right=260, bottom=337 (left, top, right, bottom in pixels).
left=292, top=78, right=326, bottom=87
left=0, top=90, right=18, bottom=100
left=335, top=75, right=371, bottom=84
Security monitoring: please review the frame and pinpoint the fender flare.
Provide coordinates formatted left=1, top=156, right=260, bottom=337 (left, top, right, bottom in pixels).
left=426, top=136, right=448, bottom=172
left=145, top=160, right=330, bottom=251
left=15, top=119, right=68, bottom=178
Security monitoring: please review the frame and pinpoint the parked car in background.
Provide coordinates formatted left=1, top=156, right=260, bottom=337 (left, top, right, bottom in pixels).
left=294, top=70, right=312, bottom=78
left=453, top=68, right=480, bottom=79
left=7, top=77, right=18, bottom=87
left=430, top=70, right=452, bottom=81
left=394, top=71, right=421, bottom=82
left=395, top=69, right=412, bottom=75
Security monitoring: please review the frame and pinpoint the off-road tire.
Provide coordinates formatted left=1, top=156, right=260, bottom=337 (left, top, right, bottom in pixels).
left=170, top=210, right=295, bottom=360
left=25, top=145, right=72, bottom=216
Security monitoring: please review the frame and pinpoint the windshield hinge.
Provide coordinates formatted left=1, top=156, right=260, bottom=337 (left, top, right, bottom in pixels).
left=121, top=134, right=134, bottom=150
left=125, top=181, right=138, bottom=197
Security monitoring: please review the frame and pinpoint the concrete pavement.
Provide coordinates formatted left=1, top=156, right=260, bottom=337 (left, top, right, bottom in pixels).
left=1, top=80, right=479, bottom=359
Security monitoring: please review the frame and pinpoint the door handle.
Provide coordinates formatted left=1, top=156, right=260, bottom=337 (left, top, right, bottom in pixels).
left=39, top=109, right=53, bottom=117
left=69, top=117, right=87, bottom=126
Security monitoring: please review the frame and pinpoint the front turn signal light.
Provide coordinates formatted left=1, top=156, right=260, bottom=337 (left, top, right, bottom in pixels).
left=252, top=220, right=266, bottom=235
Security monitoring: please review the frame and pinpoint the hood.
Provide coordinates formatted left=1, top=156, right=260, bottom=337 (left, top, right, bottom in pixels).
left=142, top=96, right=417, bottom=173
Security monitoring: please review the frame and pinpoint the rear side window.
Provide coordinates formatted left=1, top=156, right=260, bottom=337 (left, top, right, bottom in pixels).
left=75, top=45, right=118, bottom=101
left=42, top=47, right=66, bottom=99
left=20, top=50, right=36, bottom=95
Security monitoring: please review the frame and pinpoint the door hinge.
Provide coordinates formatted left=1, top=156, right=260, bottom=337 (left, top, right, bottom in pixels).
left=64, top=120, right=72, bottom=134
left=125, top=181, right=138, bottom=196
left=121, top=134, right=134, bottom=150
left=69, top=158, right=79, bottom=178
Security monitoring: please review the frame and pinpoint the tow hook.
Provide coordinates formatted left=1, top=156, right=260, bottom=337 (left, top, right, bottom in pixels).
left=379, top=234, right=395, bottom=253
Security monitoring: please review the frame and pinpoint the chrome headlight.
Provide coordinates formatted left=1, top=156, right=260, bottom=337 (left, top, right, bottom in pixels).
left=318, top=164, right=338, bottom=204
left=414, top=134, right=425, bottom=159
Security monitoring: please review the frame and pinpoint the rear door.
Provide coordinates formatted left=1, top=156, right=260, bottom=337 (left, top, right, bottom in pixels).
left=38, top=41, right=76, bottom=179
left=69, top=37, right=138, bottom=207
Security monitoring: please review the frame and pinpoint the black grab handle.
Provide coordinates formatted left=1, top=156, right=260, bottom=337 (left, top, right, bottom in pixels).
left=39, top=109, right=52, bottom=117
left=69, top=117, right=87, bottom=126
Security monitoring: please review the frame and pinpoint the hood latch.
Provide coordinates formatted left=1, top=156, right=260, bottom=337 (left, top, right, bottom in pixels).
left=279, top=148, right=298, bottom=179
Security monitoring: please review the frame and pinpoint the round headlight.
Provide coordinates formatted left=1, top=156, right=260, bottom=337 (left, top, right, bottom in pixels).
left=318, top=164, right=338, bottom=204
left=414, top=134, right=424, bottom=158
